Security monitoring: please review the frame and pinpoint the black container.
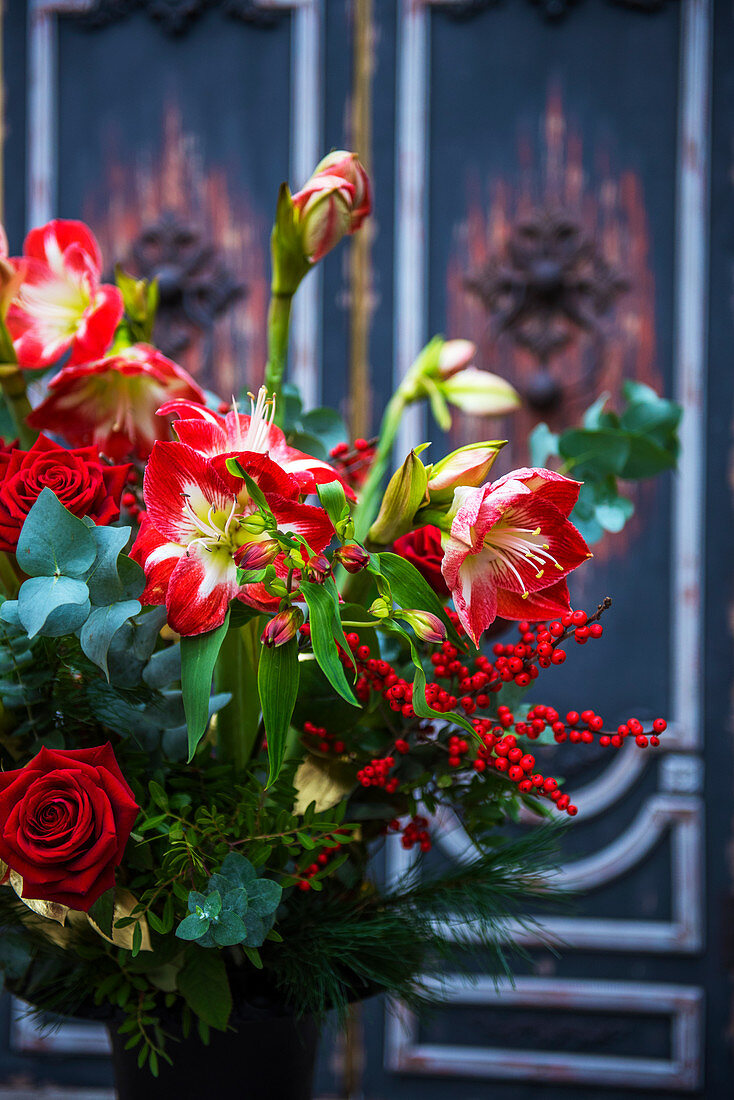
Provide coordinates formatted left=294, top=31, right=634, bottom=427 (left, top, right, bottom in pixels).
left=108, top=1011, right=320, bottom=1100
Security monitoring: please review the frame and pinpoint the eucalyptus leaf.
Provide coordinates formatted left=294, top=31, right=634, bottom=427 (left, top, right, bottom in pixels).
left=16, top=489, right=96, bottom=578
left=79, top=599, right=141, bottom=678
left=18, top=575, right=90, bottom=638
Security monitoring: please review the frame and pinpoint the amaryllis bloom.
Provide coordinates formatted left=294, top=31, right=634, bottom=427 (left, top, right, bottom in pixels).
left=159, top=387, right=355, bottom=499
left=0, top=744, right=138, bottom=911
left=6, top=219, right=123, bottom=370
left=27, top=343, right=205, bottom=460
left=0, top=435, right=129, bottom=553
left=441, top=468, right=591, bottom=646
left=130, top=441, right=334, bottom=636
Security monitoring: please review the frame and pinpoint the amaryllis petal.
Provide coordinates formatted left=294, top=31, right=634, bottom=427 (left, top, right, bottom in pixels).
left=269, top=497, right=335, bottom=552
left=129, top=519, right=186, bottom=607
left=491, top=467, right=582, bottom=519
left=24, top=219, right=102, bottom=273
left=28, top=343, right=205, bottom=460
left=143, top=442, right=233, bottom=543
left=442, top=543, right=498, bottom=647
left=495, top=578, right=572, bottom=621
left=165, top=548, right=239, bottom=636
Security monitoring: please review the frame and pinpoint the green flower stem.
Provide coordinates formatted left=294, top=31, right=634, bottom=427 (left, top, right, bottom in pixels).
left=215, top=618, right=262, bottom=776
left=0, top=551, right=20, bottom=599
left=352, top=389, right=408, bottom=542
left=264, top=292, right=294, bottom=428
left=0, top=364, right=35, bottom=448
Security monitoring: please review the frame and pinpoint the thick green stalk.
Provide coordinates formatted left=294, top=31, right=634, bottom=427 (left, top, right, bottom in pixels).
left=214, top=618, right=262, bottom=776
left=0, top=364, right=35, bottom=448
left=352, top=389, right=407, bottom=542
left=264, top=292, right=293, bottom=427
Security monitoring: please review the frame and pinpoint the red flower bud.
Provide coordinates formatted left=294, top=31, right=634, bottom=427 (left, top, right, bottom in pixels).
left=398, top=610, right=447, bottom=644
left=334, top=544, right=370, bottom=574
left=235, top=539, right=280, bottom=570
left=261, top=606, right=304, bottom=648
left=305, top=553, right=331, bottom=583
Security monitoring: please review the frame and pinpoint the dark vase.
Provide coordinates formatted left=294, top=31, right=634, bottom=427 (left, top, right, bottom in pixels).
left=108, top=1012, right=320, bottom=1100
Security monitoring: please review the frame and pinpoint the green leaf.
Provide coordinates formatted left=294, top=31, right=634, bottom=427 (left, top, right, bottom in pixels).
left=17, top=575, right=90, bottom=638
left=315, top=480, right=349, bottom=530
left=213, top=912, right=248, bottom=947
left=224, top=461, right=277, bottom=531
left=86, top=526, right=144, bottom=604
left=582, top=393, right=610, bottom=429
left=558, top=429, right=631, bottom=477
left=376, top=552, right=459, bottom=645
left=618, top=434, right=677, bottom=479
left=177, top=949, right=232, bottom=1030
left=528, top=422, right=559, bottom=468
left=595, top=496, right=634, bottom=533
left=246, top=879, right=282, bottom=917
left=219, top=852, right=257, bottom=888
left=258, top=636, right=300, bottom=786
left=299, top=579, right=358, bottom=706
left=181, top=612, right=231, bottom=761
left=176, top=914, right=210, bottom=941
left=16, top=489, right=96, bottom=578
left=300, top=407, right=348, bottom=451
left=79, top=599, right=141, bottom=678
left=88, top=889, right=115, bottom=938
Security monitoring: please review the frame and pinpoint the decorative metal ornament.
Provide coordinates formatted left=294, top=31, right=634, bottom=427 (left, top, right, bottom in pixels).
left=127, top=211, right=245, bottom=363
left=75, top=0, right=281, bottom=36
left=464, top=207, right=627, bottom=408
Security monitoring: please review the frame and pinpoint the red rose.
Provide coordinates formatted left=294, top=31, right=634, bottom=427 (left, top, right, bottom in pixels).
left=0, top=744, right=138, bottom=911
left=392, top=525, right=449, bottom=598
left=0, top=435, right=129, bottom=552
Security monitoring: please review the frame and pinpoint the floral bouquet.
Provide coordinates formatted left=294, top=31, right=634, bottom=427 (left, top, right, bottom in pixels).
left=0, top=153, right=678, bottom=1095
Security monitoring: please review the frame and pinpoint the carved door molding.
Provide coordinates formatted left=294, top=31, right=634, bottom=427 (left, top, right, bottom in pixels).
left=387, top=0, right=710, bottom=1090
left=27, top=0, right=324, bottom=407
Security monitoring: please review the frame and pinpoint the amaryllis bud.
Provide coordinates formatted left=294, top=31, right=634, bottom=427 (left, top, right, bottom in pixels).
left=436, top=339, right=476, bottom=379
left=310, top=151, right=372, bottom=230
left=292, top=152, right=371, bottom=264
left=240, top=512, right=269, bottom=535
left=305, top=554, right=331, bottom=583
left=261, top=607, right=304, bottom=648
left=397, top=610, right=447, bottom=644
left=427, top=441, right=506, bottom=497
left=334, top=544, right=370, bottom=574
left=235, top=539, right=280, bottom=570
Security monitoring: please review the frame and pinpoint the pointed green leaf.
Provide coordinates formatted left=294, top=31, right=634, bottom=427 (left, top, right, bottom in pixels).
left=258, top=635, right=299, bottom=786
left=299, top=579, right=357, bottom=705
left=181, top=612, right=230, bottom=761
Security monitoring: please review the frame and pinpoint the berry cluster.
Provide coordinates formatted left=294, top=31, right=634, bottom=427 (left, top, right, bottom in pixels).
left=388, top=815, right=432, bottom=853
left=296, top=831, right=349, bottom=892
left=301, top=720, right=346, bottom=756
left=329, top=438, right=377, bottom=490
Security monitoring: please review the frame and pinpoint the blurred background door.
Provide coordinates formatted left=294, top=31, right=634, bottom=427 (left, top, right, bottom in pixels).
left=1, top=1, right=732, bottom=1097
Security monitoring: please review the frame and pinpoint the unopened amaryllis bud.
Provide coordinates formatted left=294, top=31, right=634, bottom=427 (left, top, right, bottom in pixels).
left=397, top=610, right=447, bottom=643
left=436, top=339, right=476, bottom=378
left=292, top=151, right=371, bottom=264
left=334, top=544, right=370, bottom=574
left=261, top=607, right=304, bottom=648
left=368, top=446, right=429, bottom=546
left=427, top=441, right=506, bottom=498
left=310, top=151, right=372, bottom=230
left=305, top=553, right=331, bottom=583
left=235, top=539, right=280, bottom=570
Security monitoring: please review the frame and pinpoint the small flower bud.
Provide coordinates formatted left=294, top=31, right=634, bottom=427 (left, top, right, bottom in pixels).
left=397, top=610, right=447, bottom=643
left=368, top=597, right=392, bottom=620
left=261, top=606, right=304, bottom=648
left=305, top=553, right=331, bottom=583
left=234, top=539, right=280, bottom=570
left=334, top=544, right=370, bottom=574
left=335, top=515, right=355, bottom=541
left=291, top=152, right=371, bottom=264
left=240, top=512, right=268, bottom=535
left=436, top=339, right=476, bottom=379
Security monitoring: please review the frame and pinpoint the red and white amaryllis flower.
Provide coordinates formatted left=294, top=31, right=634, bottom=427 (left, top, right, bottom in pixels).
left=158, top=387, right=355, bottom=499
left=28, top=343, right=205, bottom=460
left=130, top=441, right=334, bottom=636
left=441, top=468, right=591, bottom=646
left=6, top=220, right=123, bottom=370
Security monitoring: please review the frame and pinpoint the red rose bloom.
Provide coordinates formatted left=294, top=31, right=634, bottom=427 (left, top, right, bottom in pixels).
left=0, top=744, right=139, bottom=911
left=393, top=525, right=449, bottom=598
left=0, top=435, right=129, bottom=552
